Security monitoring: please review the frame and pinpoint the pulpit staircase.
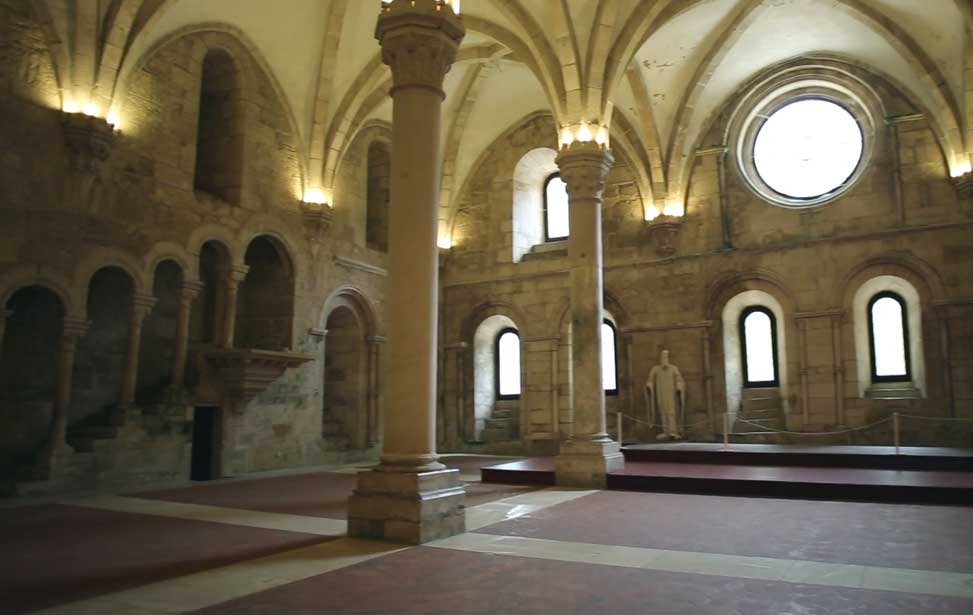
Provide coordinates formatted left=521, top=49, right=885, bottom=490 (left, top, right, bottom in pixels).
left=731, top=388, right=783, bottom=444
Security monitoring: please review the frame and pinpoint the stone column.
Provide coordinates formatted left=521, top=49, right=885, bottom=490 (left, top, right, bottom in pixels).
left=219, top=265, right=249, bottom=348
left=170, top=280, right=203, bottom=388
left=554, top=141, right=624, bottom=487
left=44, top=317, right=89, bottom=470
left=348, top=0, right=465, bottom=545
left=118, top=294, right=157, bottom=410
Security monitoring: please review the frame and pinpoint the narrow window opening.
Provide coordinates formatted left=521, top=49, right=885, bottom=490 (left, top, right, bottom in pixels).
left=740, top=306, right=779, bottom=387
left=194, top=50, right=243, bottom=204
left=602, top=320, right=618, bottom=395
left=868, top=292, right=911, bottom=382
left=544, top=173, right=569, bottom=241
left=495, top=328, right=521, bottom=400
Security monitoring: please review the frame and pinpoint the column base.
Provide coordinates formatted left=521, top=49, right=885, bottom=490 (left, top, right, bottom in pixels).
left=348, top=467, right=466, bottom=544
left=555, top=438, right=624, bottom=488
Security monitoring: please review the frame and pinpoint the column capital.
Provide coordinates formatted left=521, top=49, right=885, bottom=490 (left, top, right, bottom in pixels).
left=61, top=317, right=90, bottom=339
left=224, top=265, right=250, bottom=289
left=366, top=335, right=388, bottom=346
left=555, top=142, right=615, bottom=203
left=180, top=280, right=204, bottom=300
left=132, top=293, right=157, bottom=321
left=376, top=1, right=465, bottom=95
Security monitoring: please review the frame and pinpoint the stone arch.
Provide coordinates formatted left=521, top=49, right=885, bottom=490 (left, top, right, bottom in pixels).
left=320, top=286, right=381, bottom=452
left=708, top=273, right=796, bottom=421
left=0, top=266, right=76, bottom=318
left=512, top=147, right=559, bottom=262
left=71, top=266, right=136, bottom=426
left=194, top=47, right=244, bottom=204
left=1, top=285, right=65, bottom=465
left=186, top=225, right=241, bottom=275
left=73, top=248, right=149, bottom=311
left=136, top=259, right=185, bottom=403
left=144, top=242, right=194, bottom=282
left=191, top=240, right=234, bottom=346
left=236, top=235, right=296, bottom=350
left=839, top=255, right=944, bottom=401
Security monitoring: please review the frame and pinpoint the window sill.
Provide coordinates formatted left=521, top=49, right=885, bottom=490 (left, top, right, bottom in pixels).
left=521, top=241, right=567, bottom=262
left=865, top=383, right=921, bottom=400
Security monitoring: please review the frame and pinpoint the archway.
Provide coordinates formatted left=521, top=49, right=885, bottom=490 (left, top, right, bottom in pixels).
left=190, top=240, right=232, bottom=347
left=71, top=267, right=134, bottom=425
left=137, top=260, right=183, bottom=403
left=1, top=286, right=63, bottom=469
left=323, top=306, right=366, bottom=450
left=194, top=49, right=244, bottom=204
left=236, top=236, right=295, bottom=350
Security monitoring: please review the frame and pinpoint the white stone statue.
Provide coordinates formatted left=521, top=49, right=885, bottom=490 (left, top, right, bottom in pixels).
left=645, top=349, right=685, bottom=440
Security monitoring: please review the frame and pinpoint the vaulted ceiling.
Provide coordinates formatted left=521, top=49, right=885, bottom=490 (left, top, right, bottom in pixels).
left=36, top=0, right=973, bottom=235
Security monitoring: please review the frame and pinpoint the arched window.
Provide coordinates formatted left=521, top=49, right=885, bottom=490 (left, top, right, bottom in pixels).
left=601, top=320, right=618, bottom=395
left=740, top=306, right=779, bottom=387
left=868, top=292, right=910, bottom=382
left=366, top=141, right=390, bottom=252
left=544, top=173, right=569, bottom=241
left=495, top=328, right=521, bottom=400
left=195, top=50, right=243, bottom=204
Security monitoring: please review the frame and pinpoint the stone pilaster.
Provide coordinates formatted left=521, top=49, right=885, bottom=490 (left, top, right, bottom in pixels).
left=170, top=280, right=203, bottom=388
left=554, top=141, right=624, bottom=487
left=365, top=335, right=386, bottom=447
left=219, top=265, right=249, bottom=348
left=348, top=0, right=466, bottom=545
left=118, top=293, right=157, bottom=410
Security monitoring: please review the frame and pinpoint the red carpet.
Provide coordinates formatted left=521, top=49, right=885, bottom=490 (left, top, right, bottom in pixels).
left=191, top=544, right=973, bottom=615
left=0, top=504, right=330, bottom=613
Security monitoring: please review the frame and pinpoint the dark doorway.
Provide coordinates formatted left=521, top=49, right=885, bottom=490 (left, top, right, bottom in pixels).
left=191, top=407, right=219, bottom=481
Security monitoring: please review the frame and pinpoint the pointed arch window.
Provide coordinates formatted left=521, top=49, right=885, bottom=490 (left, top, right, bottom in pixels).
left=868, top=292, right=910, bottom=382
left=740, top=306, right=779, bottom=387
left=495, top=328, right=521, bottom=400
left=544, top=173, right=569, bottom=241
left=601, top=320, right=618, bottom=395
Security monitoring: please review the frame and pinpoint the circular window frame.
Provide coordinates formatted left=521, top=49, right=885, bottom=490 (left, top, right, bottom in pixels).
left=731, top=71, right=880, bottom=210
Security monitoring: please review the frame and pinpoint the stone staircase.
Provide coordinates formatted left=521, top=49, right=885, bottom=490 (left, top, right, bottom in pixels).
left=731, top=388, right=783, bottom=444
left=483, top=405, right=519, bottom=443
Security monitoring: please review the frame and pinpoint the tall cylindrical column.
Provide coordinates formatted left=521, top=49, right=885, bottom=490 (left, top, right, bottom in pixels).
left=554, top=141, right=624, bottom=487
left=45, top=317, right=89, bottom=470
left=170, top=281, right=202, bottom=388
left=118, top=294, right=157, bottom=409
left=348, top=0, right=465, bottom=545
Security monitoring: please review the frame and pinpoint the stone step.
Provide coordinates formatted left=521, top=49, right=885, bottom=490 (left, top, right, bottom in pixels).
left=741, top=397, right=780, bottom=412
left=66, top=425, right=119, bottom=453
left=742, top=387, right=780, bottom=400
left=738, top=408, right=781, bottom=420
left=491, top=408, right=516, bottom=420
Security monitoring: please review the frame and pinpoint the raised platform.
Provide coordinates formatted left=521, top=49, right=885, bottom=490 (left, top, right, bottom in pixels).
left=480, top=444, right=973, bottom=505
left=622, top=442, right=973, bottom=471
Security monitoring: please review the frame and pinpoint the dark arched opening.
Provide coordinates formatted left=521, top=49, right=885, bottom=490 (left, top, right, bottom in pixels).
left=194, top=49, right=243, bottom=204
left=236, top=236, right=294, bottom=350
left=366, top=141, right=391, bottom=252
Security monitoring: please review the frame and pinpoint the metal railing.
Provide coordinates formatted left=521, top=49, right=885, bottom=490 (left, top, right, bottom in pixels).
left=614, top=411, right=973, bottom=453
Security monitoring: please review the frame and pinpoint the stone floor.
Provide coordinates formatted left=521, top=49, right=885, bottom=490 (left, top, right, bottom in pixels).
left=2, top=454, right=972, bottom=614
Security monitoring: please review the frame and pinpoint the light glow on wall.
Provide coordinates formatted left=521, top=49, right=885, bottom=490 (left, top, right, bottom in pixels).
left=437, top=235, right=453, bottom=250
left=644, top=206, right=661, bottom=221
left=951, top=161, right=972, bottom=178
left=62, top=100, right=78, bottom=113
left=82, top=102, right=101, bottom=118
left=303, top=188, right=328, bottom=205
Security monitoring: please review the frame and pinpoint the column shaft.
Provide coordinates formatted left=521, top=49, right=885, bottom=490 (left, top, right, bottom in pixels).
left=553, top=142, right=623, bottom=487
left=46, top=318, right=89, bottom=467
left=219, top=266, right=248, bottom=348
left=170, top=282, right=202, bottom=388
left=119, top=294, right=156, bottom=407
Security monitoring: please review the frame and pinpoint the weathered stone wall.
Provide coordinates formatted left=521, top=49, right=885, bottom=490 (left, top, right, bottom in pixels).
left=0, top=9, right=387, bottom=491
left=441, top=81, right=973, bottom=452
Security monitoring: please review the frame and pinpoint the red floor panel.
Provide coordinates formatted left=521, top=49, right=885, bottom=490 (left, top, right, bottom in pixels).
left=0, top=504, right=330, bottom=613
left=192, top=544, right=973, bottom=615
left=476, top=490, right=973, bottom=573
left=138, top=466, right=538, bottom=519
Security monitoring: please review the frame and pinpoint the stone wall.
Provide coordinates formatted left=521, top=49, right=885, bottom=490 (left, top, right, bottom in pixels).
left=0, top=6, right=387, bottom=492
left=440, top=80, right=973, bottom=453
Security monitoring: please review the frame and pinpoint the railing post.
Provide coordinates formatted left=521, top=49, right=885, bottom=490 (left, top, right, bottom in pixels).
left=723, top=413, right=730, bottom=449
left=893, top=412, right=900, bottom=454
left=617, top=412, right=623, bottom=445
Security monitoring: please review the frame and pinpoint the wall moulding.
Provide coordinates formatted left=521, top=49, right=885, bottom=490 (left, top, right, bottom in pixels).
left=205, top=348, right=315, bottom=413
